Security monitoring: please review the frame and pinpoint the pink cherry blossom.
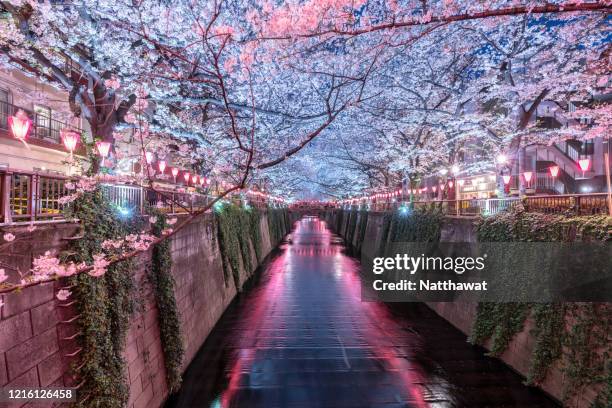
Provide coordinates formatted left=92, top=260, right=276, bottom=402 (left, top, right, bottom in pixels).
left=167, top=218, right=177, bottom=225
left=3, top=233, right=15, bottom=242
left=56, top=289, right=71, bottom=301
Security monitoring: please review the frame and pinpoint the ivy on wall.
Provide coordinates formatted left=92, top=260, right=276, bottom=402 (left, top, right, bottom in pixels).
left=62, top=189, right=138, bottom=408
left=473, top=206, right=612, bottom=404
left=217, top=204, right=285, bottom=291
left=267, top=207, right=289, bottom=246
left=149, top=210, right=184, bottom=393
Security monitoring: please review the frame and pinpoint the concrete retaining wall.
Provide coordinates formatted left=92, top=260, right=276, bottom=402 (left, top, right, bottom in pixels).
left=325, top=210, right=597, bottom=407
left=0, top=210, right=286, bottom=408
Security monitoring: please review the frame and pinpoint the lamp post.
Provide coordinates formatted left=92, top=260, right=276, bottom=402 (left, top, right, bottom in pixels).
left=158, top=160, right=166, bottom=175
left=171, top=167, right=179, bottom=183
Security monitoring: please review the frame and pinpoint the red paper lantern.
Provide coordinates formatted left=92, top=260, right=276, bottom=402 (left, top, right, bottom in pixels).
left=61, top=129, right=79, bottom=155
left=448, top=181, right=454, bottom=189
left=96, top=141, right=111, bottom=157
left=192, top=174, right=199, bottom=184
left=523, top=171, right=533, bottom=184
left=8, top=111, right=31, bottom=142
left=171, top=168, right=179, bottom=179
left=549, top=166, right=559, bottom=178
left=158, top=160, right=167, bottom=174
left=183, top=172, right=190, bottom=183
left=578, top=158, right=590, bottom=172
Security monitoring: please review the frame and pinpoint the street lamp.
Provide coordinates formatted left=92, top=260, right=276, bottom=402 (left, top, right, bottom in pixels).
left=145, top=151, right=154, bottom=165
left=503, top=175, right=511, bottom=185
left=171, top=167, right=179, bottom=182
left=183, top=171, right=190, bottom=184
left=158, top=160, right=166, bottom=174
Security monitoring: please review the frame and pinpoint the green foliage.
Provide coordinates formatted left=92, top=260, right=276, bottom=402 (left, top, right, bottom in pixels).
left=469, top=303, right=530, bottom=356
left=346, top=210, right=358, bottom=245
left=563, top=303, right=612, bottom=402
left=476, top=206, right=611, bottom=242
left=527, top=303, right=565, bottom=385
left=217, top=204, right=278, bottom=291
left=63, top=189, right=138, bottom=408
left=267, top=207, right=289, bottom=245
left=216, top=204, right=255, bottom=289
left=149, top=210, right=184, bottom=393
left=356, top=210, right=369, bottom=252
left=474, top=207, right=612, bottom=401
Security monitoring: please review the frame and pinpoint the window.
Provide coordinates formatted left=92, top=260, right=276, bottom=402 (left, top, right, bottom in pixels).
left=34, top=105, right=52, bottom=140
left=0, top=89, right=9, bottom=130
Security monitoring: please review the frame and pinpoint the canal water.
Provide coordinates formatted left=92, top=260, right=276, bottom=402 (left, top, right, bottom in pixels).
left=166, top=216, right=559, bottom=408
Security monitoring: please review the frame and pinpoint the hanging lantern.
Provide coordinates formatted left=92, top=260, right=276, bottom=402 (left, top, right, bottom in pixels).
left=523, top=171, right=533, bottom=184
left=432, top=186, right=437, bottom=193
left=61, top=129, right=79, bottom=156
left=503, top=175, right=511, bottom=185
left=199, top=177, right=206, bottom=186
left=448, top=180, right=454, bottom=189
left=96, top=141, right=111, bottom=166
left=458, top=179, right=465, bottom=187
left=158, top=160, right=167, bottom=174
left=549, top=166, right=559, bottom=178
left=192, top=174, right=199, bottom=184
left=183, top=172, right=190, bottom=183
left=8, top=109, right=32, bottom=143
left=578, top=158, right=590, bottom=173
left=145, top=151, right=154, bottom=164
left=439, top=184, right=445, bottom=191
left=171, top=167, right=179, bottom=181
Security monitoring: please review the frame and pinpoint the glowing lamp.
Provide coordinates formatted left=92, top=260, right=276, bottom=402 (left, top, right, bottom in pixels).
left=61, top=130, right=79, bottom=155
left=451, top=165, right=460, bottom=174
left=432, top=186, right=437, bottom=193
left=199, top=177, right=205, bottom=186
left=496, top=154, right=508, bottom=164
left=549, top=166, right=559, bottom=178
left=578, top=158, right=590, bottom=172
left=96, top=141, right=111, bottom=166
left=439, top=184, right=445, bottom=191
left=457, top=179, right=465, bottom=187
left=145, top=151, right=154, bottom=164
left=183, top=172, right=190, bottom=183
left=448, top=181, right=454, bottom=189
left=158, top=160, right=167, bottom=174
left=503, top=175, right=511, bottom=185
left=192, top=175, right=198, bottom=184
left=523, top=171, right=533, bottom=184
left=8, top=110, right=32, bottom=142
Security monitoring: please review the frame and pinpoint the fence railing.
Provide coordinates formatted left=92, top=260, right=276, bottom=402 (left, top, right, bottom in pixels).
left=348, top=193, right=611, bottom=217
left=0, top=172, right=223, bottom=224
left=0, top=100, right=84, bottom=145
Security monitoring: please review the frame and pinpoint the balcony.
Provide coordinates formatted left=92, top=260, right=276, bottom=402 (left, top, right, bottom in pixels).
left=0, top=99, right=83, bottom=151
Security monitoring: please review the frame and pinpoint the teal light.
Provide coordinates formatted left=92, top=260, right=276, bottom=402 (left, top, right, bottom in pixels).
left=213, top=201, right=224, bottom=213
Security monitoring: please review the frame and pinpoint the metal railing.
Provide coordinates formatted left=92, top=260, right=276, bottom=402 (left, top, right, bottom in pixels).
left=0, top=100, right=82, bottom=144
left=0, top=172, right=221, bottom=224
left=345, top=193, right=610, bottom=217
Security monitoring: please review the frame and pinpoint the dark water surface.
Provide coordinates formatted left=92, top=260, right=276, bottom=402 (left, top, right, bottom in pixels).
left=166, top=217, right=559, bottom=408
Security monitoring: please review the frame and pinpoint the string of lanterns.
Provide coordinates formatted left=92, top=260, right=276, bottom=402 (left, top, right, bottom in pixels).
left=3, top=110, right=594, bottom=192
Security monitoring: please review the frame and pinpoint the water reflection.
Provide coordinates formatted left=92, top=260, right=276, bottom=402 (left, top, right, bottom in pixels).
left=167, top=217, right=559, bottom=408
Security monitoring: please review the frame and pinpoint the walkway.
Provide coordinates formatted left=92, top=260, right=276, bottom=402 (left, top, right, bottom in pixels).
left=167, top=217, right=558, bottom=408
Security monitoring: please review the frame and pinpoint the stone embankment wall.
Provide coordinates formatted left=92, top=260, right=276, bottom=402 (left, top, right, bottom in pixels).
left=0, top=210, right=291, bottom=408
left=325, top=209, right=600, bottom=407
